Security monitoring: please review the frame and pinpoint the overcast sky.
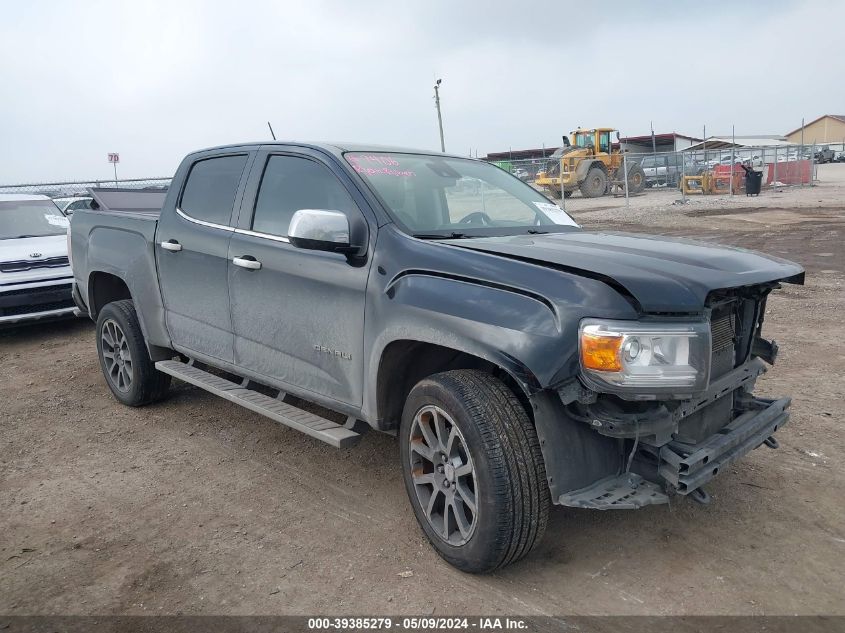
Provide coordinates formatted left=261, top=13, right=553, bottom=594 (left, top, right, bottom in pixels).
left=1, top=0, right=842, bottom=183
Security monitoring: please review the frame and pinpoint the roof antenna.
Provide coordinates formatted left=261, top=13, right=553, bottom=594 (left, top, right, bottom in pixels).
left=267, top=121, right=277, bottom=141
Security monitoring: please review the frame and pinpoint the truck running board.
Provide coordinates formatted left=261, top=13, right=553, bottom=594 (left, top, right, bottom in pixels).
left=155, top=360, right=361, bottom=449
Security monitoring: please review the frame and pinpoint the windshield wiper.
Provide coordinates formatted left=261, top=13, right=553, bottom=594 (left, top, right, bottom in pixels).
left=526, top=229, right=549, bottom=234
left=412, top=232, right=469, bottom=240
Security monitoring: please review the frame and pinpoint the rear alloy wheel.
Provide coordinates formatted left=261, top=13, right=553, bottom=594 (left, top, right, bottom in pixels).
left=101, top=318, right=133, bottom=394
left=579, top=166, right=608, bottom=198
left=96, top=300, right=171, bottom=407
left=399, top=370, right=549, bottom=573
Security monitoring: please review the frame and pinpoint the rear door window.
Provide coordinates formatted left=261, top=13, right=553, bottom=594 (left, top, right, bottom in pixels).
left=180, top=155, right=249, bottom=226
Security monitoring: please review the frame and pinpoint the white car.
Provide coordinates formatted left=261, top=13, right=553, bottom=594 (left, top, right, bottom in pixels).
left=0, top=194, right=76, bottom=325
left=512, top=167, right=530, bottom=181
left=52, top=196, right=94, bottom=216
left=704, top=156, right=739, bottom=168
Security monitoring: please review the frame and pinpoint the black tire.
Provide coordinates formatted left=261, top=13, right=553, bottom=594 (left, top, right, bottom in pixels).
left=625, top=163, right=646, bottom=194
left=579, top=166, right=608, bottom=198
left=563, top=189, right=574, bottom=198
left=399, top=370, right=549, bottom=573
left=96, top=300, right=171, bottom=407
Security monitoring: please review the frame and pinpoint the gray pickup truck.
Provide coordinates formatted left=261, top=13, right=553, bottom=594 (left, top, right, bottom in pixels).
left=70, top=142, right=804, bottom=573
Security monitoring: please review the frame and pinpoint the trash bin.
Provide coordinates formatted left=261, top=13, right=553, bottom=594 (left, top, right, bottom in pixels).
left=742, top=165, right=763, bottom=196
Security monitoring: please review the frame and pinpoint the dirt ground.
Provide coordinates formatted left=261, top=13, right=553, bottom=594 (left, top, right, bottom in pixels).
left=2, top=169, right=844, bottom=616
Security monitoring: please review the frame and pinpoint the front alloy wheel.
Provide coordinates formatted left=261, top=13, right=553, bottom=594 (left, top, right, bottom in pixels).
left=399, top=370, right=550, bottom=573
left=409, top=405, right=478, bottom=546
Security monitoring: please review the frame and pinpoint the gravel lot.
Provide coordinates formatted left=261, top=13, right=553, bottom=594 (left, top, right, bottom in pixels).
left=2, top=168, right=844, bottom=616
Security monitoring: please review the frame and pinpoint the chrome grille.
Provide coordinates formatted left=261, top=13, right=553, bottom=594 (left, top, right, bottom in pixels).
left=711, top=311, right=735, bottom=352
left=710, top=307, right=736, bottom=379
left=0, top=256, right=69, bottom=273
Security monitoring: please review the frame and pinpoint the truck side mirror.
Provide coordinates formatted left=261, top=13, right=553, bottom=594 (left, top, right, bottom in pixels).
left=288, top=209, right=353, bottom=253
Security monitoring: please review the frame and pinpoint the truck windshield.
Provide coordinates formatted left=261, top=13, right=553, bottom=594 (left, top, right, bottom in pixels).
left=0, top=200, right=69, bottom=239
left=345, top=152, right=578, bottom=237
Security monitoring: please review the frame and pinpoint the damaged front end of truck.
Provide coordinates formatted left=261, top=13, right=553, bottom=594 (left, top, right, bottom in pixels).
left=534, top=279, right=802, bottom=510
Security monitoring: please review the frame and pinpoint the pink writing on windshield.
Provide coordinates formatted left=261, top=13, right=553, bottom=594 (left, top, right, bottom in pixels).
left=348, top=154, right=416, bottom=177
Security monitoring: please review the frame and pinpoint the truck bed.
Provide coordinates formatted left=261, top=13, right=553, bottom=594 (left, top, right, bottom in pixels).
left=88, top=187, right=167, bottom=217
left=69, top=195, right=166, bottom=346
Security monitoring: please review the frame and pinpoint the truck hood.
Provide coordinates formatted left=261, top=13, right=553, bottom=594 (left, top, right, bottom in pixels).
left=445, top=231, right=804, bottom=313
left=0, top=235, right=71, bottom=286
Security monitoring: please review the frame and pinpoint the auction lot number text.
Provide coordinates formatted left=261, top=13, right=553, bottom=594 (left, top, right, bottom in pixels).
left=308, top=617, right=528, bottom=630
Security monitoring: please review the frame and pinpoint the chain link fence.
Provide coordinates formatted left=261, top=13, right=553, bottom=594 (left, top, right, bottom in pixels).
left=489, top=142, right=823, bottom=213
left=2, top=139, right=839, bottom=214
left=0, top=177, right=171, bottom=199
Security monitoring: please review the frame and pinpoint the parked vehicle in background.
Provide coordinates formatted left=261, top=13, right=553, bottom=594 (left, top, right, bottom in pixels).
left=814, top=148, right=836, bottom=163
left=836, top=151, right=845, bottom=163
left=512, top=167, right=530, bottom=181
left=706, top=154, right=762, bottom=169
left=640, top=153, right=702, bottom=188
left=70, top=142, right=803, bottom=573
left=779, top=150, right=813, bottom=163
left=0, top=194, right=75, bottom=325
left=52, top=196, right=94, bottom=216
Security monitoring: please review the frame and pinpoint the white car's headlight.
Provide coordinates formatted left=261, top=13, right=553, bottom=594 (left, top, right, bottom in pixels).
left=579, top=319, right=711, bottom=394
left=66, top=224, right=73, bottom=270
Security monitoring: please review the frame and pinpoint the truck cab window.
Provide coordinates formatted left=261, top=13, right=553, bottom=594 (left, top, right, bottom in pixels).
left=575, top=133, right=592, bottom=148
left=180, top=154, right=248, bottom=226
left=252, top=155, right=356, bottom=237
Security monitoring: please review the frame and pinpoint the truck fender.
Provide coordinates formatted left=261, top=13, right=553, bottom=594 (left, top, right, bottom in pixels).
left=364, top=271, right=562, bottom=425
left=85, top=227, right=171, bottom=350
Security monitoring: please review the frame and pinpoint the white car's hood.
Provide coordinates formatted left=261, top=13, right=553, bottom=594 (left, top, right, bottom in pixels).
left=0, top=234, right=71, bottom=286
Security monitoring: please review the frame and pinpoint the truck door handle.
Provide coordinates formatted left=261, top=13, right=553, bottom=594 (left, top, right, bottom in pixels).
left=232, top=256, right=261, bottom=270
left=160, top=240, right=182, bottom=252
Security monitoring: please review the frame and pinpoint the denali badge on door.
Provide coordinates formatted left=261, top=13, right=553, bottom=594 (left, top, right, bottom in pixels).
left=313, top=344, right=352, bottom=360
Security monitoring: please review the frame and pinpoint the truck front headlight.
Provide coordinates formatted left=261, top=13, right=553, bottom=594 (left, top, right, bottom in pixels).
left=579, top=319, right=711, bottom=394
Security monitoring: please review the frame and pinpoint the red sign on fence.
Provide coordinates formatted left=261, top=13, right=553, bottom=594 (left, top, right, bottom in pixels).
left=107, top=153, right=120, bottom=164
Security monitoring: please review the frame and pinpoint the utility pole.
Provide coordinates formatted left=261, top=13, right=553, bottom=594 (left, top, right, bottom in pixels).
left=800, top=117, right=805, bottom=187
left=650, top=121, right=657, bottom=155
left=730, top=124, right=735, bottom=197
left=434, top=79, right=445, bottom=153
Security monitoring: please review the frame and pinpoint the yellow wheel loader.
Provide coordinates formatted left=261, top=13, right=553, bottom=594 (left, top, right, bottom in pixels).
left=535, top=128, right=646, bottom=199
